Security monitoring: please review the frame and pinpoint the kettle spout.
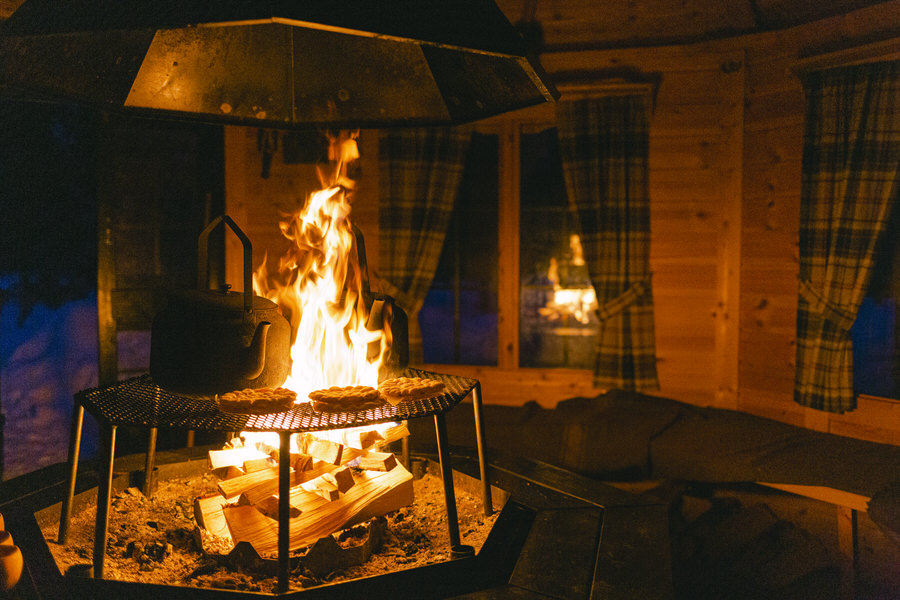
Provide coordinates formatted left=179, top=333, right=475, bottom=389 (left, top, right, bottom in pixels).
left=241, top=321, right=271, bottom=380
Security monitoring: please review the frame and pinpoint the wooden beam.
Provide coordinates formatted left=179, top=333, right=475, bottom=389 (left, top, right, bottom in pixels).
left=497, top=119, right=520, bottom=370
left=756, top=482, right=870, bottom=512
left=793, top=38, right=900, bottom=75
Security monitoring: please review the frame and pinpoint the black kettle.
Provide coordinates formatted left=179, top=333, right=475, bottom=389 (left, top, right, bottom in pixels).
left=150, top=215, right=292, bottom=396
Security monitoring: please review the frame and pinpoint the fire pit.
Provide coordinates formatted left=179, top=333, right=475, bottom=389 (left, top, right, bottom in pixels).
left=59, top=368, right=491, bottom=594
left=42, top=456, right=503, bottom=595
left=5, top=440, right=674, bottom=600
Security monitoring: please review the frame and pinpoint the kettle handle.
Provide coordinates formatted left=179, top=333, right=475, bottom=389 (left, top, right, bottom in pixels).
left=197, top=215, right=253, bottom=313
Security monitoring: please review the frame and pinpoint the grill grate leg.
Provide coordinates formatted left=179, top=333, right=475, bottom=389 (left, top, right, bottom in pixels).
left=59, top=401, right=84, bottom=545
left=93, top=423, right=117, bottom=579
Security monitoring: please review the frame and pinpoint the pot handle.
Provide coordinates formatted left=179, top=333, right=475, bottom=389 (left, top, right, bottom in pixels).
left=197, top=215, right=253, bottom=313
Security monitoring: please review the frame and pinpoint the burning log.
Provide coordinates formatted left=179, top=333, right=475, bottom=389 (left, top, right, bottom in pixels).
left=303, top=437, right=343, bottom=465
left=301, top=465, right=355, bottom=501
left=221, top=462, right=413, bottom=555
left=291, top=453, right=314, bottom=472
left=355, top=451, right=397, bottom=472
left=312, top=426, right=384, bottom=450
left=193, top=494, right=232, bottom=538
left=243, top=458, right=275, bottom=473
left=244, top=495, right=301, bottom=520
left=208, top=446, right=270, bottom=479
left=301, top=477, right=340, bottom=502
left=236, top=461, right=334, bottom=507
left=200, top=423, right=413, bottom=558
left=324, top=465, right=355, bottom=492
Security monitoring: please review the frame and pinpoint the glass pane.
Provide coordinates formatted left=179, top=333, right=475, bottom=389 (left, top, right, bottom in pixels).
left=853, top=205, right=900, bottom=399
left=421, top=132, right=499, bottom=365
left=519, top=128, right=597, bottom=369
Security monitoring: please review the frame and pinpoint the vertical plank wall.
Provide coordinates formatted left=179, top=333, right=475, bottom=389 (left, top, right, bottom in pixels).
left=225, top=1, right=900, bottom=445
left=542, top=45, right=745, bottom=409
left=739, top=6, right=900, bottom=442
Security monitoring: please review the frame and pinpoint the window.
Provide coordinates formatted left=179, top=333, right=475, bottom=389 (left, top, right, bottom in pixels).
left=519, top=127, right=597, bottom=369
left=852, top=203, right=900, bottom=400
left=420, top=118, right=598, bottom=369
left=421, top=132, right=499, bottom=365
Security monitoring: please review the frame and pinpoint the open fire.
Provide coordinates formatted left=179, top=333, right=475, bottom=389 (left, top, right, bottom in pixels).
left=199, top=133, right=416, bottom=559
left=253, top=132, right=391, bottom=403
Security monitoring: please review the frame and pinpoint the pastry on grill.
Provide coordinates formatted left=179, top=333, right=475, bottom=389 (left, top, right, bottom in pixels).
left=378, top=377, right=445, bottom=406
left=308, top=385, right=386, bottom=413
left=216, top=387, right=297, bottom=415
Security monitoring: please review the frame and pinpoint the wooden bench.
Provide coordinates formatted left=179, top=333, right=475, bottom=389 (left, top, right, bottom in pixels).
left=757, top=482, right=870, bottom=600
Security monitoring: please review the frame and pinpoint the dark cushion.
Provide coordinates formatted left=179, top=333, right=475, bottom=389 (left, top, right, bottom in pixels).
left=650, top=404, right=900, bottom=499
left=649, top=405, right=812, bottom=482
left=757, top=432, right=900, bottom=497
left=550, top=390, right=683, bottom=479
left=406, top=390, right=682, bottom=480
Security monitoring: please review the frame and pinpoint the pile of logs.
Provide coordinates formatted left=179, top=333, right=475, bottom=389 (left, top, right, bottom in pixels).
left=194, top=423, right=413, bottom=556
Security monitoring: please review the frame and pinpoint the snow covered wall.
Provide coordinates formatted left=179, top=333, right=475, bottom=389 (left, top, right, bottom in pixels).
left=1, top=295, right=99, bottom=480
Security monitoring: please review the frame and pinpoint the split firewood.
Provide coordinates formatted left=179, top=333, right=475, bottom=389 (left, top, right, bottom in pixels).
left=194, top=494, right=233, bottom=540
left=291, top=453, right=313, bottom=473
left=295, top=422, right=408, bottom=467
left=237, top=460, right=334, bottom=507
left=288, top=486, right=330, bottom=514
left=243, top=458, right=274, bottom=473
left=216, top=465, right=245, bottom=480
left=313, top=426, right=383, bottom=450
left=302, top=477, right=340, bottom=502
left=305, top=438, right=343, bottom=465
left=208, top=446, right=270, bottom=478
left=241, top=494, right=301, bottom=520
left=223, top=463, right=414, bottom=555
left=356, top=451, right=397, bottom=472
left=371, top=422, right=409, bottom=447
left=300, top=465, right=358, bottom=501
left=337, top=423, right=411, bottom=465
left=324, top=465, right=355, bottom=492
left=217, top=467, right=278, bottom=499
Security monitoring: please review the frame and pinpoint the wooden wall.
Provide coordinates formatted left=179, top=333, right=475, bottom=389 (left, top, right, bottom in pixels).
left=225, top=1, right=900, bottom=446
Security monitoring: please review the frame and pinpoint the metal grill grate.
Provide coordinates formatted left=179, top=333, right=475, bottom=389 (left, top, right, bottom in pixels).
left=76, top=368, right=478, bottom=432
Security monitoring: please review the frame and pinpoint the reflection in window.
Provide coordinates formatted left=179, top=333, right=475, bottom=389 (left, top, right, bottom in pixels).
left=420, top=133, right=499, bottom=365
left=519, top=128, right=597, bottom=368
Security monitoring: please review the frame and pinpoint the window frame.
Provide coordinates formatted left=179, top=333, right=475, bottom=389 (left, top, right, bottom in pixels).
left=420, top=105, right=601, bottom=402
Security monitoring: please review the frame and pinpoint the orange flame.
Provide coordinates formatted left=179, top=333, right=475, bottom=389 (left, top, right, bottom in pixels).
left=254, top=134, right=387, bottom=403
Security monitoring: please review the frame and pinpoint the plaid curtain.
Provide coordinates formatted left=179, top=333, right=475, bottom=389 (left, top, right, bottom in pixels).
left=556, top=96, right=659, bottom=391
left=376, top=127, right=471, bottom=364
left=795, top=61, right=900, bottom=413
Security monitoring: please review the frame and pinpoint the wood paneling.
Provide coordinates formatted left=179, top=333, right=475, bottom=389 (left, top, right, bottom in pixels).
left=223, top=1, right=900, bottom=447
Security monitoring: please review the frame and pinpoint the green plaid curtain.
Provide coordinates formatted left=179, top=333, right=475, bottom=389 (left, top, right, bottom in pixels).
left=556, top=95, right=659, bottom=391
left=795, top=61, right=900, bottom=413
left=376, top=127, right=471, bottom=364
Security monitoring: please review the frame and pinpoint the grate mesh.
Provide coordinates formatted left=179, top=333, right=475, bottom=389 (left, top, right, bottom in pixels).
left=76, top=368, right=478, bottom=433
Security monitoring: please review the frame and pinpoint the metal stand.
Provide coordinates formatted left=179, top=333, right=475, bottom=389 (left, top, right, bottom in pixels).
left=92, top=423, right=117, bottom=579
left=471, top=383, right=493, bottom=516
left=434, top=413, right=474, bottom=558
left=58, top=369, right=488, bottom=592
left=58, top=402, right=84, bottom=545
left=142, top=427, right=157, bottom=497
left=277, top=431, right=291, bottom=594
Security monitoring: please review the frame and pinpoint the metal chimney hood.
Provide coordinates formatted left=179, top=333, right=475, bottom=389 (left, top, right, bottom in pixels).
left=0, top=0, right=558, bottom=128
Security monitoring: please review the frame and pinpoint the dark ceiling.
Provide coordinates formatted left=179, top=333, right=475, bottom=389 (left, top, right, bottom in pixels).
left=1, top=0, right=894, bottom=51
left=493, top=0, right=894, bottom=51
